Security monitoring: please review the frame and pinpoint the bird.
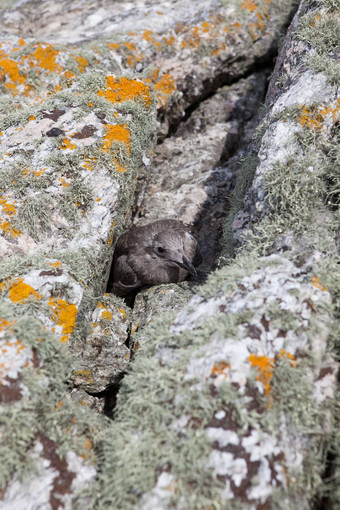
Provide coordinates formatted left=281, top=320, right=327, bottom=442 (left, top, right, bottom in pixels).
left=111, top=219, right=202, bottom=297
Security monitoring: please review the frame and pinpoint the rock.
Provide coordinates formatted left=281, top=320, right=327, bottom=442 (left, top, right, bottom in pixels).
left=135, top=72, right=269, bottom=273
left=1, top=0, right=338, bottom=509
left=94, top=2, right=339, bottom=509
left=72, top=294, right=131, bottom=393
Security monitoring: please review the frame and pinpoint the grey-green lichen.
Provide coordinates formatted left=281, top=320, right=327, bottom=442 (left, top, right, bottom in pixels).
left=0, top=301, right=104, bottom=489
left=297, top=1, right=340, bottom=86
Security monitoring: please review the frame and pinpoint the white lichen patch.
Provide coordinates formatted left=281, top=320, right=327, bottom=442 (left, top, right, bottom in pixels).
left=272, top=71, right=335, bottom=114
left=0, top=456, right=57, bottom=510
left=138, top=471, right=176, bottom=510
left=0, top=335, right=33, bottom=384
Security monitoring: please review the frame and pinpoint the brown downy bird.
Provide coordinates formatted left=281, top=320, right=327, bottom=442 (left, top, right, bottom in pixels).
left=111, top=219, right=202, bottom=297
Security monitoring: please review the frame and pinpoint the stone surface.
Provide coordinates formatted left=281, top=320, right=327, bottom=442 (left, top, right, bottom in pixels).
left=135, top=72, right=269, bottom=274
left=72, top=294, right=131, bottom=393
left=94, top=2, right=339, bottom=509
left=1, top=0, right=339, bottom=509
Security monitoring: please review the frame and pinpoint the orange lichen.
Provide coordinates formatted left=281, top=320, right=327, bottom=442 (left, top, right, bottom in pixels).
left=299, top=100, right=340, bottom=131
left=250, top=349, right=298, bottom=400
left=241, top=0, right=257, bottom=12
left=49, top=260, right=61, bottom=268
left=72, top=55, right=88, bottom=73
left=163, top=33, right=176, bottom=46
left=84, top=438, right=92, bottom=450
left=154, top=73, right=176, bottom=95
left=0, top=220, right=15, bottom=238
left=0, top=318, right=15, bottom=331
left=0, top=197, right=17, bottom=216
left=142, top=30, right=162, bottom=48
left=8, top=278, right=42, bottom=303
left=311, top=276, right=327, bottom=292
left=118, top=308, right=126, bottom=319
left=28, top=43, right=62, bottom=73
left=278, top=349, right=298, bottom=367
left=107, top=43, right=119, bottom=50
left=101, top=124, right=131, bottom=154
left=59, top=177, right=70, bottom=187
left=0, top=41, right=68, bottom=97
left=232, top=21, right=243, bottom=29
left=98, top=76, right=152, bottom=106
left=101, top=310, right=113, bottom=320
left=82, top=158, right=96, bottom=171
left=115, top=162, right=127, bottom=172
left=48, top=297, right=77, bottom=343
left=0, top=57, right=29, bottom=95
left=107, top=221, right=115, bottom=246
left=211, top=361, right=230, bottom=378
left=60, top=138, right=77, bottom=150
left=153, top=73, right=176, bottom=107
left=63, top=70, right=75, bottom=80
left=249, top=353, right=274, bottom=396
left=131, top=323, right=139, bottom=335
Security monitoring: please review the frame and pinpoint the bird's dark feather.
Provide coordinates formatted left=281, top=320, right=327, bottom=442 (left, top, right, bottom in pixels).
left=111, top=219, right=201, bottom=297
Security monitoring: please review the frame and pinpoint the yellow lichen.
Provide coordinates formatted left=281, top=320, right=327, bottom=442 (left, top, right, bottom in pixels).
left=48, top=297, right=77, bottom=343
left=249, top=353, right=274, bottom=396
left=8, top=278, right=42, bottom=303
left=98, top=76, right=152, bottom=106
left=60, top=138, right=77, bottom=150
left=101, top=310, right=113, bottom=320
left=74, top=369, right=93, bottom=382
left=311, top=276, right=327, bottom=292
left=211, top=361, right=230, bottom=378
left=101, top=124, right=131, bottom=154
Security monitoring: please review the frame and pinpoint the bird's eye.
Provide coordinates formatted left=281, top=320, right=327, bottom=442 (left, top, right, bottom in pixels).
left=157, top=246, right=165, bottom=254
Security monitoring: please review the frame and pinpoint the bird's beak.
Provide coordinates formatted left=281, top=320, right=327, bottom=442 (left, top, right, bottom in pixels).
left=175, top=255, right=197, bottom=278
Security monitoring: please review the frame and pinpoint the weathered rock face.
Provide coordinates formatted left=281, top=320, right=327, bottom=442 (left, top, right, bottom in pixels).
left=1, top=0, right=339, bottom=509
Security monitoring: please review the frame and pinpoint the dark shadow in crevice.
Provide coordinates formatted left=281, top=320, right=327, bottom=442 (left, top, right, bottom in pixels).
left=189, top=72, right=270, bottom=275
left=85, top=375, right=126, bottom=420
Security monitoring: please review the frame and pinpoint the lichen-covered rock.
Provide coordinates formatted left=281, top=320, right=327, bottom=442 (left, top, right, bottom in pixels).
left=0, top=21, right=155, bottom=505
left=131, top=283, right=194, bottom=347
left=2, top=0, right=338, bottom=509
left=94, top=2, right=339, bottom=508
left=72, top=294, right=131, bottom=393
left=97, top=255, right=337, bottom=509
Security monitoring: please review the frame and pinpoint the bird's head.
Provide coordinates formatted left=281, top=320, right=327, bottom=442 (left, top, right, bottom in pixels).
left=151, top=231, right=197, bottom=277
